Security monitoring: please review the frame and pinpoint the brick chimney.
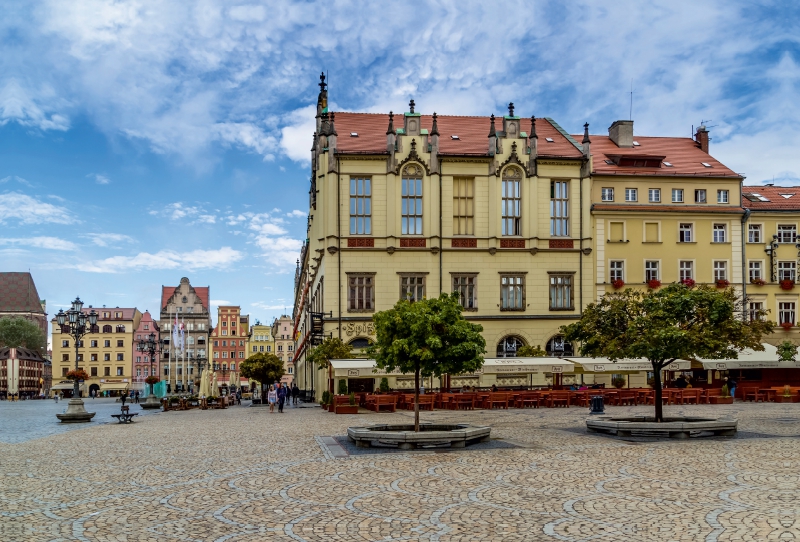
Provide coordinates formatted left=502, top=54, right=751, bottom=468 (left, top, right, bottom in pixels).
left=695, top=125, right=709, bottom=153
left=608, top=120, right=633, bottom=148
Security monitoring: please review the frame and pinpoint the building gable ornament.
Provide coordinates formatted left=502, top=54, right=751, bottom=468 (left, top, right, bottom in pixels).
left=497, top=142, right=527, bottom=177
left=394, top=139, right=430, bottom=175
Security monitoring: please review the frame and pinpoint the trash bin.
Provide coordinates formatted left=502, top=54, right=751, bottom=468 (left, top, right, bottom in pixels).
left=589, top=395, right=604, bottom=415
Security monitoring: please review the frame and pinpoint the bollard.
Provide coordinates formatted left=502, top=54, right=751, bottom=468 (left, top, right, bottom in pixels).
left=589, top=395, right=605, bottom=415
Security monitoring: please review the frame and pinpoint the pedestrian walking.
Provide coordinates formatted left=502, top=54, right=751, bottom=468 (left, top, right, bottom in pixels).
left=268, top=385, right=277, bottom=413
left=236, top=390, right=242, bottom=406
left=291, top=383, right=299, bottom=405
left=277, top=383, right=287, bottom=413
left=134, top=391, right=140, bottom=404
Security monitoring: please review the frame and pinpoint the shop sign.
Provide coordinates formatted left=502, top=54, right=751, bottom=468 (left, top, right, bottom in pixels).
left=344, top=322, right=375, bottom=337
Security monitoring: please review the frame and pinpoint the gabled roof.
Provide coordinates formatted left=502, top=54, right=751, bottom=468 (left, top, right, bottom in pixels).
left=0, top=272, right=44, bottom=314
left=580, top=135, right=739, bottom=177
left=333, top=113, right=584, bottom=159
left=160, top=285, right=209, bottom=310
left=0, top=346, right=44, bottom=362
left=742, top=186, right=800, bottom=210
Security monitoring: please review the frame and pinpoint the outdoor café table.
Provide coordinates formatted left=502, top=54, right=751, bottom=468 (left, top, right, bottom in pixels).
left=677, top=389, right=701, bottom=405
left=451, top=394, right=475, bottom=410
left=759, top=388, right=778, bottom=402
left=616, top=390, right=638, bottom=406
left=476, top=394, right=490, bottom=409
left=600, top=390, right=619, bottom=406
left=569, top=391, right=589, bottom=407
left=436, top=393, right=456, bottom=409
left=634, top=389, right=652, bottom=403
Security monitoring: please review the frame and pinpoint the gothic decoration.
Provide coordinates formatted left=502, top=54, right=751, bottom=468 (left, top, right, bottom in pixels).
left=451, top=238, right=478, bottom=248
left=497, top=143, right=526, bottom=176
left=508, top=102, right=515, bottom=117
left=386, top=111, right=395, bottom=135
left=394, top=138, right=430, bottom=175
left=400, top=238, right=426, bottom=248
left=496, top=335, right=526, bottom=358
left=409, top=99, right=415, bottom=113
left=549, top=239, right=574, bottom=249
left=500, top=239, right=525, bottom=249
left=347, top=238, right=374, bottom=248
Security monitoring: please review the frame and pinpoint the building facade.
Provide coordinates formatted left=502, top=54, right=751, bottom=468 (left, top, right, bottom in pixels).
left=248, top=323, right=275, bottom=357
left=131, top=311, right=160, bottom=393
left=0, top=346, right=46, bottom=398
left=210, top=305, right=249, bottom=389
left=272, top=315, right=295, bottom=385
left=0, top=272, right=47, bottom=336
left=159, top=277, right=211, bottom=393
left=51, top=307, right=142, bottom=397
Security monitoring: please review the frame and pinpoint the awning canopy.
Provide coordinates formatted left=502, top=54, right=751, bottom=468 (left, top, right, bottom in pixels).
left=697, top=343, right=800, bottom=370
left=329, top=359, right=404, bottom=378
left=479, top=358, right=575, bottom=374
left=100, top=383, right=130, bottom=391
left=51, top=382, right=85, bottom=390
left=566, top=358, right=692, bottom=373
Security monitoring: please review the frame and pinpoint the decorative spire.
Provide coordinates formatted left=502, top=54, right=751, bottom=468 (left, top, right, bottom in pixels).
left=530, top=115, right=537, bottom=138
left=329, top=112, right=337, bottom=136
left=311, top=131, right=317, bottom=150
left=508, top=102, right=515, bottom=117
left=410, top=138, right=417, bottom=152
left=409, top=99, right=415, bottom=114
left=320, top=111, right=329, bottom=135
left=386, top=111, right=395, bottom=135
left=319, top=72, right=327, bottom=92
left=431, top=112, right=439, bottom=136
left=582, top=122, right=591, bottom=144
left=488, top=114, right=496, bottom=137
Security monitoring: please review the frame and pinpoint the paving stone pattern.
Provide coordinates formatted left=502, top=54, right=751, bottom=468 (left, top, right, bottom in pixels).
left=1, top=400, right=799, bottom=541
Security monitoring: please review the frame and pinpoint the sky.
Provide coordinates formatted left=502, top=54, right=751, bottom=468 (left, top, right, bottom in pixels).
left=2, top=0, right=798, bottom=332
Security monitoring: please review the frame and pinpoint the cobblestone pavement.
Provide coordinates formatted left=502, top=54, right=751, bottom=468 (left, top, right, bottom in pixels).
left=2, top=401, right=799, bottom=541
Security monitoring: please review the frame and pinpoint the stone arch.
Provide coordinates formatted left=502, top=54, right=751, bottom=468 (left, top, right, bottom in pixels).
left=546, top=334, right=574, bottom=357
left=496, top=335, right=527, bottom=358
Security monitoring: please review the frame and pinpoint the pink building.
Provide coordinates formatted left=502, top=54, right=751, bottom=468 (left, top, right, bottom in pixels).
left=132, top=311, right=160, bottom=393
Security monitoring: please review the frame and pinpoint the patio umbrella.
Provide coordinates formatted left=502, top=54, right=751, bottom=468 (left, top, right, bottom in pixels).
left=199, top=369, right=210, bottom=397
left=211, top=372, right=220, bottom=397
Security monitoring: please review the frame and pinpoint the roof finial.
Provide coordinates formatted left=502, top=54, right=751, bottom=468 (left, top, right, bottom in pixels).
left=319, top=72, right=326, bottom=92
left=410, top=138, right=417, bottom=152
left=409, top=99, right=415, bottom=114
left=431, top=112, right=439, bottom=136
left=386, top=111, right=395, bottom=135
left=488, top=114, right=496, bottom=137
left=508, top=102, right=515, bottom=117
left=530, top=115, right=537, bottom=138
left=329, top=112, right=337, bottom=136
left=582, top=122, right=591, bottom=144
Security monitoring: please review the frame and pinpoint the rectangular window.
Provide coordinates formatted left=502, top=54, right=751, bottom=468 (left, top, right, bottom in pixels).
left=779, top=261, right=796, bottom=282
left=252, top=346, right=257, bottom=352
left=452, top=275, right=477, bottom=310
left=501, top=178, right=521, bottom=236
left=672, top=189, right=684, bottom=203
left=695, top=189, right=707, bottom=203
left=713, top=224, right=727, bottom=243
left=277, top=345, right=283, bottom=352
left=222, top=351, right=228, bottom=358
left=116, top=367, right=124, bottom=376
left=104, top=340, right=110, bottom=347
left=222, top=340, right=227, bottom=347
left=714, top=261, right=728, bottom=281
left=748, top=224, right=762, bottom=243
left=601, top=187, right=614, bottom=202
left=239, top=352, right=244, bottom=358
left=401, top=176, right=423, bottom=235
left=679, top=261, right=694, bottom=281
left=645, top=261, right=660, bottom=282
left=717, top=190, right=729, bottom=203
left=748, top=302, right=764, bottom=322
left=116, top=340, right=124, bottom=347
left=104, top=367, right=110, bottom=376
left=400, top=275, right=426, bottom=302
left=348, top=274, right=375, bottom=311
left=625, top=188, right=637, bottom=202
left=644, top=222, right=659, bottom=243
left=62, top=354, right=69, bottom=362
left=749, top=261, right=763, bottom=282
left=116, top=353, right=124, bottom=361
left=609, top=222, right=624, bottom=242
left=609, top=261, right=624, bottom=282
left=778, top=225, right=797, bottom=243
left=222, top=330, right=227, bottom=336
left=648, top=188, right=661, bottom=203
left=267, top=345, right=271, bottom=352
left=550, top=181, right=569, bottom=236
left=90, top=340, right=97, bottom=347
left=76, top=354, right=83, bottom=362
left=137, top=368, right=141, bottom=377
left=349, top=177, right=372, bottom=235
left=90, top=367, right=97, bottom=377
left=453, top=177, right=474, bottom=235
left=549, top=274, right=573, bottom=310
left=104, top=353, right=110, bottom=361
left=780, top=302, right=796, bottom=326
left=91, top=354, right=98, bottom=362
left=61, top=340, right=69, bottom=347
left=500, top=275, right=525, bottom=311
left=679, top=223, right=693, bottom=243
left=230, top=351, right=235, bottom=359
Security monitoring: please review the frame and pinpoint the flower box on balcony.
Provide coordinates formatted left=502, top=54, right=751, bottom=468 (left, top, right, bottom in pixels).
left=780, top=280, right=795, bottom=290
left=750, top=278, right=766, bottom=286
left=781, top=322, right=794, bottom=331
left=611, top=279, right=625, bottom=290
left=681, top=278, right=696, bottom=288
left=716, top=279, right=730, bottom=288
left=647, top=279, right=661, bottom=289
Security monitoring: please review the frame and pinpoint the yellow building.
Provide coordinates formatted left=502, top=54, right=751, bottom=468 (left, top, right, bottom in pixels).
left=248, top=323, right=275, bottom=357
left=271, top=315, right=295, bottom=385
left=51, top=307, right=142, bottom=397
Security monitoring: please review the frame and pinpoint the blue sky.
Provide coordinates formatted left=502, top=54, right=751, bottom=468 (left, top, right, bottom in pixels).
left=2, top=0, right=798, bottom=331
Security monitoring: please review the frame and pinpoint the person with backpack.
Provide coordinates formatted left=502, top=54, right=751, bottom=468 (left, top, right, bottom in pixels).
left=291, top=383, right=299, bottom=405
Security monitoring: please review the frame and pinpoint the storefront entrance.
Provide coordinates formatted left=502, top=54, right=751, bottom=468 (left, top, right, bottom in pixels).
left=347, top=378, right=374, bottom=393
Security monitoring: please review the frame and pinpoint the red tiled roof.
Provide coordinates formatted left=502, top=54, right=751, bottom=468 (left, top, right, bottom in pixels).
left=580, top=135, right=739, bottom=177
left=333, top=113, right=583, bottom=159
left=160, top=286, right=209, bottom=310
left=0, top=272, right=44, bottom=314
left=742, top=186, right=800, bottom=210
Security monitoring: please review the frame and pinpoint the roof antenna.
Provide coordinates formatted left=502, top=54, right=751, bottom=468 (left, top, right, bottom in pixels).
left=629, top=79, right=633, bottom=120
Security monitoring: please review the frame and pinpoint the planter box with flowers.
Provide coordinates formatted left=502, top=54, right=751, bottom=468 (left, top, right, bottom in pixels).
left=611, top=279, right=625, bottom=290
left=66, top=369, right=90, bottom=382
left=781, top=322, right=794, bottom=331
left=780, top=280, right=795, bottom=291
left=647, top=279, right=661, bottom=289
left=750, top=278, right=766, bottom=286
left=681, top=278, right=696, bottom=288
left=716, top=279, right=730, bottom=289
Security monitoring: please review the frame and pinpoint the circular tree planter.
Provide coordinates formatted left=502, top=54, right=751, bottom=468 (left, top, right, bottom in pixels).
left=347, top=423, right=490, bottom=450
left=586, top=416, right=737, bottom=438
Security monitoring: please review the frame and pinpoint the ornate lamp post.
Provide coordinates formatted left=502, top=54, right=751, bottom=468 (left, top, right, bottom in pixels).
left=136, top=332, right=164, bottom=409
left=55, top=297, right=98, bottom=423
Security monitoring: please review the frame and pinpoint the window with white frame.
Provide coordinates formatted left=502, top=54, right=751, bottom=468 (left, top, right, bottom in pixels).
left=347, top=273, right=375, bottom=311
left=717, top=190, right=729, bottom=203
left=625, top=188, right=637, bottom=202
left=748, top=224, right=762, bottom=243
left=453, top=177, right=474, bottom=235
left=349, top=177, right=372, bottom=235
left=679, top=261, right=694, bottom=281
left=749, top=261, right=763, bottom=282
left=549, top=274, right=573, bottom=310
left=679, top=223, right=693, bottom=243
left=500, top=275, right=525, bottom=311
left=779, top=302, right=796, bottom=326
left=648, top=188, right=661, bottom=203
left=400, top=275, right=426, bottom=301
left=779, top=261, right=796, bottom=282
left=713, top=261, right=728, bottom=281
left=609, top=261, right=624, bottom=282
left=501, top=167, right=522, bottom=236
left=777, top=225, right=797, bottom=243
left=748, top=302, right=764, bottom=322
left=713, top=223, right=727, bottom=243
left=601, top=187, right=614, bottom=202
left=550, top=181, right=569, bottom=236
left=645, top=261, right=660, bottom=282
left=695, top=189, right=707, bottom=203
left=452, top=274, right=477, bottom=310
left=401, top=165, right=423, bottom=235
left=672, top=188, right=684, bottom=203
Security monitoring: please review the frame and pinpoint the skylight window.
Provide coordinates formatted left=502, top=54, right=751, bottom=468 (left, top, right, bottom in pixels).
left=701, top=162, right=712, bottom=168
left=545, top=137, right=554, bottom=142
left=780, top=194, right=795, bottom=199
left=350, top=132, right=358, bottom=137
left=663, top=161, right=673, bottom=167
left=604, top=160, right=615, bottom=165
left=749, top=193, right=770, bottom=202
left=451, top=135, right=459, bottom=140
left=632, top=141, right=641, bottom=146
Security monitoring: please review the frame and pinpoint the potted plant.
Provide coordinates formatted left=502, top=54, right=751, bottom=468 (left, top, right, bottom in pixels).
left=379, top=377, right=389, bottom=393
left=710, top=384, right=734, bottom=404
left=336, top=392, right=359, bottom=414
left=780, top=279, right=795, bottom=290
left=647, top=279, right=661, bottom=289
left=781, top=321, right=794, bottom=331
left=611, top=375, right=626, bottom=389
left=680, top=278, right=696, bottom=288
left=776, top=385, right=799, bottom=403
left=611, top=279, right=625, bottom=290
left=716, top=279, right=730, bottom=288
left=337, top=379, right=348, bottom=396
left=66, top=369, right=90, bottom=382
left=750, top=278, right=766, bottom=286
left=321, top=390, right=331, bottom=410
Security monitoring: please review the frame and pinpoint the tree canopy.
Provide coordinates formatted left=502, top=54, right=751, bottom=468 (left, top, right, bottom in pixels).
left=368, top=292, right=486, bottom=430
left=0, top=317, right=45, bottom=353
left=240, top=352, right=285, bottom=402
left=516, top=344, right=546, bottom=357
left=562, top=284, right=773, bottom=421
left=306, top=337, right=352, bottom=370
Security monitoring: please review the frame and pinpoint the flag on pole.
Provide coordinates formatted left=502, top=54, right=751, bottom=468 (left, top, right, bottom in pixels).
left=179, top=319, right=185, bottom=353
left=172, top=313, right=179, bottom=348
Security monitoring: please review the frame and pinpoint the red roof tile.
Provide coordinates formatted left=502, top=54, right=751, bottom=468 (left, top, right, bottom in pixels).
left=0, top=272, right=43, bottom=314
left=333, top=113, right=583, bottom=159
left=160, top=286, right=209, bottom=310
left=579, top=135, right=739, bottom=177
left=742, top=186, right=800, bottom=210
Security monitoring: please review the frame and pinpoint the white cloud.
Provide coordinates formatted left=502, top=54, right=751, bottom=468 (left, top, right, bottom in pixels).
left=0, top=192, right=76, bottom=225
left=286, top=209, right=306, bottom=218
left=85, top=233, right=135, bottom=247
left=0, top=79, right=70, bottom=131
left=75, top=246, right=243, bottom=273
left=280, top=105, right=317, bottom=162
left=251, top=301, right=290, bottom=311
left=0, top=176, right=33, bottom=187
left=0, top=236, right=78, bottom=251
left=87, top=173, right=110, bottom=184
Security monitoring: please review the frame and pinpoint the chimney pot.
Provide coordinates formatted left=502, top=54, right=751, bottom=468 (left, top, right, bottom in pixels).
left=608, top=120, right=633, bottom=148
left=695, top=125, right=709, bottom=153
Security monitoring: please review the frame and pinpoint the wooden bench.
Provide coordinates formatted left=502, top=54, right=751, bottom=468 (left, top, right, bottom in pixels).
left=403, top=394, right=434, bottom=411
left=743, top=387, right=766, bottom=402
left=111, top=406, right=138, bottom=424
left=485, top=392, right=510, bottom=409
left=451, top=394, right=476, bottom=410
left=365, top=395, right=397, bottom=413
left=514, top=392, right=540, bottom=409
left=332, top=395, right=351, bottom=413
left=547, top=391, right=570, bottom=408
left=677, top=389, right=702, bottom=405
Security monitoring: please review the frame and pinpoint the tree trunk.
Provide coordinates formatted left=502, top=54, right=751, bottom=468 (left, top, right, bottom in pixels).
left=652, top=363, right=663, bottom=422
left=414, top=364, right=420, bottom=432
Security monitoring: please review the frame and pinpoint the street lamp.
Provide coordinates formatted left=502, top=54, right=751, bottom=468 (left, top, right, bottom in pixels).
left=136, top=331, right=164, bottom=409
left=765, top=235, right=780, bottom=282
left=55, top=297, right=98, bottom=423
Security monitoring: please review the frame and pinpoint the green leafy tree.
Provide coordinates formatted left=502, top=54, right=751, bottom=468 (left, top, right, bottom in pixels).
left=562, top=284, right=773, bottom=422
left=306, top=337, right=352, bottom=370
left=240, top=353, right=284, bottom=403
left=777, top=340, right=797, bottom=362
left=516, top=344, right=546, bottom=357
left=368, top=292, right=486, bottom=431
left=0, top=317, right=45, bottom=353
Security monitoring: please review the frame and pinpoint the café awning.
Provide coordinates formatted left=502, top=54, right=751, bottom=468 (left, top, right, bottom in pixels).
left=479, top=358, right=575, bottom=374
left=100, top=383, right=130, bottom=391
left=51, top=382, right=84, bottom=390
left=329, top=359, right=403, bottom=378
left=566, top=358, right=692, bottom=373
left=697, top=343, right=800, bottom=370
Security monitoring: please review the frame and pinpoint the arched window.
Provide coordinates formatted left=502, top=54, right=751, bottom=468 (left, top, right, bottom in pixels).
left=102, top=325, right=112, bottom=333
left=496, top=335, right=526, bottom=358
left=546, top=335, right=573, bottom=357
left=401, top=164, right=423, bottom=235
left=349, top=337, right=372, bottom=349
left=182, top=296, right=188, bottom=303
left=501, top=166, right=522, bottom=236
left=116, top=325, right=126, bottom=333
